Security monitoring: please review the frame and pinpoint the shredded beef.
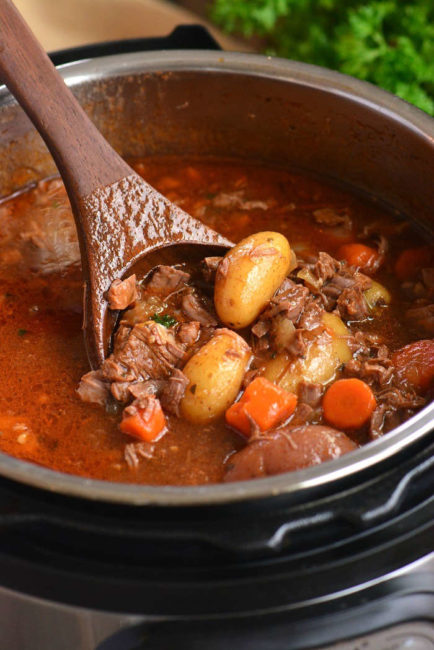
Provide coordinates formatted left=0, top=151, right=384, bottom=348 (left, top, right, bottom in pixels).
left=76, top=370, right=109, bottom=406
left=261, top=279, right=310, bottom=322
left=343, top=330, right=426, bottom=439
left=108, top=275, right=138, bottom=310
left=147, top=265, right=190, bottom=296
left=160, top=369, right=189, bottom=416
left=344, top=358, right=394, bottom=386
left=124, top=441, right=155, bottom=469
left=181, top=291, right=217, bottom=326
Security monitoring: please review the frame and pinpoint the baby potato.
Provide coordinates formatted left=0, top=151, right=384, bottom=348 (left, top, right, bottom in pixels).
left=214, top=232, right=294, bottom=329
left=264, top=313, right=352, bottom=392
left=364, top=280, right=391, bottom=311
left=180, top=329, right=251, bottom=424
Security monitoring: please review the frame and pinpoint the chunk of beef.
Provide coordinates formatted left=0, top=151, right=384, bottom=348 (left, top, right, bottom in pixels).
left=122, top=394, right=165, bottom=423
left=337, top=285, right=370, bottom=321
left=298, top=381, right=323, bottom=408
left=101, top=321, right=185, bottom=384
left=290, top=403, right=315, bottom=426
left=128, top=379, right=165, bottom=400
left=298, top=300, right=324, bottom=330
left=212, top=190, right=270, bottom=211
left=224, top=425, right=357, bottom=482
left=76, top=370, right=109, bottom=406
left=110, top=381, right=133, bottom=402
left=314, top=252, right=340, bottom=285
left=108, top=275, right=138, bottom=310
left=261, top=279, right=310, bottom=322
left=201, top=257, right=222, bottom=283
left=181, top=291, right=217, bottom=326
left=313, top=208, right=352, bottom=229
left=251, top=320, right=270, bottom=338
left=285, top=329, right=307, bottom=357
left=178, top=321, right=200, bottom=345
left=159, top=369, right=189, bottom=416
left=147, top=265, right=190, bottom=296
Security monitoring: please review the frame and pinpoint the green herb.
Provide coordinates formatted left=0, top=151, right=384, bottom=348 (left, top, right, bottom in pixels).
left=17, top=328, right=28, bottom=336
left=151, top=313, right=177, bottom=328
left=211, top=0, right=434, bottom=115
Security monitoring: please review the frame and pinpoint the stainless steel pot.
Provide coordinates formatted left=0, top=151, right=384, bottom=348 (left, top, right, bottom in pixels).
left=0, top=51, right=433, bottom=506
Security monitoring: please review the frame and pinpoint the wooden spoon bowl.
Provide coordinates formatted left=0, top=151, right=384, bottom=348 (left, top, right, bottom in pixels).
left=0, top=0, right=230, bottom=367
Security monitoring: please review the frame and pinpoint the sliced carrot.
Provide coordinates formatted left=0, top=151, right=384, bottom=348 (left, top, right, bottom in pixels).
left=392, top=339, right=434, bottom=391
left=323, top=378, right=376, bottom=429
left=394, top=246, right=434, bottom=281
left=225, top=376, right=297, bottom=438
left=120, top=398, right=166, bottom=442
left=337, top=243, right=380, bottom=269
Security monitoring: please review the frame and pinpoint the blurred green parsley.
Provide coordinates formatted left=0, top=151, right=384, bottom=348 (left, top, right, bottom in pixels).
left=211, top=0, right=434, bottom=115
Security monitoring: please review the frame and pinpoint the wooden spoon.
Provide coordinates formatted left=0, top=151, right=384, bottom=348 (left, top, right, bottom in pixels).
left=0, top=0, right=230, bottom=368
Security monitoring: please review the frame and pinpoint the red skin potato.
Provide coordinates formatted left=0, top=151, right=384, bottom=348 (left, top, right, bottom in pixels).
left=224, top=425, right=357, bottom=482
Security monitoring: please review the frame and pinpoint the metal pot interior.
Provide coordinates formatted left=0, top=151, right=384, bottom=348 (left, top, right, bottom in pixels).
left=0, top=51, right=432, bottom=505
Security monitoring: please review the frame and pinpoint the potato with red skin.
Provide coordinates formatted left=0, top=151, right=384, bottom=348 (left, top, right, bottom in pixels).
left=224, top=425, right=357, bottom=482
left=392, top=340, right=434, bottom=391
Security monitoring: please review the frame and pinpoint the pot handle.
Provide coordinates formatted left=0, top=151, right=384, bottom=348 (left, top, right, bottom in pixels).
left=49, top=25, right=222, bottom=67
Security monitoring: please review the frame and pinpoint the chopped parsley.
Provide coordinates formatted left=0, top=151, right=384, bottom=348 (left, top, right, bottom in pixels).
left=17, top=328, right=28, bottom=336
left=151, top=313, right=177, bottom=328
left=211, top=0, right=434, bottom=115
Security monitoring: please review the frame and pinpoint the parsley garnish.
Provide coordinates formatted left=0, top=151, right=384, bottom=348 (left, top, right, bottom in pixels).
left=17, top=328, right=28, bottom=336
left=151, top=313, right=177, bottom=328
left=211, top=1, right=434, bottom=115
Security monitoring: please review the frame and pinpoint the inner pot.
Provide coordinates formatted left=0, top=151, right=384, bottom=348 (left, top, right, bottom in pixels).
left=0, top=50, right=432, bottom=506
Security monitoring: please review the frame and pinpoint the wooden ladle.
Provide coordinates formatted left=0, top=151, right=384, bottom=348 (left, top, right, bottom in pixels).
left=0, top=0, right=230, bottom=368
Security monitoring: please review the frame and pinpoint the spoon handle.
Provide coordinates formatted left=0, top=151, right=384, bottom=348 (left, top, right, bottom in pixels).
left=0, top=0, right=131, bottom=199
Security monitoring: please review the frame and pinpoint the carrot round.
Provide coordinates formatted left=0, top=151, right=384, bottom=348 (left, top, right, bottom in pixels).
left=120, top=399, right=166, bottom=442
left=323, top=378, right=376, bottom=429
left=225, top=376, right=297, bottom=437
left=337, top=243, right=380, bottom=269
left=394, top=246, right=434, bottom=281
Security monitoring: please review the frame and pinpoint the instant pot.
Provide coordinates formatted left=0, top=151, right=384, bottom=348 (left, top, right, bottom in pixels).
left=0, top=27, right=432, bottom=650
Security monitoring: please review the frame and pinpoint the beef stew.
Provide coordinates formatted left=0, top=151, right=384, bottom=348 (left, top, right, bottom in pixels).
left=0, top=158, right=432, bottom=484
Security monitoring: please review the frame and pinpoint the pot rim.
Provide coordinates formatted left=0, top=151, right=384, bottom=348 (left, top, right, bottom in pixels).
left=0, top=50, right=432, bottom=506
